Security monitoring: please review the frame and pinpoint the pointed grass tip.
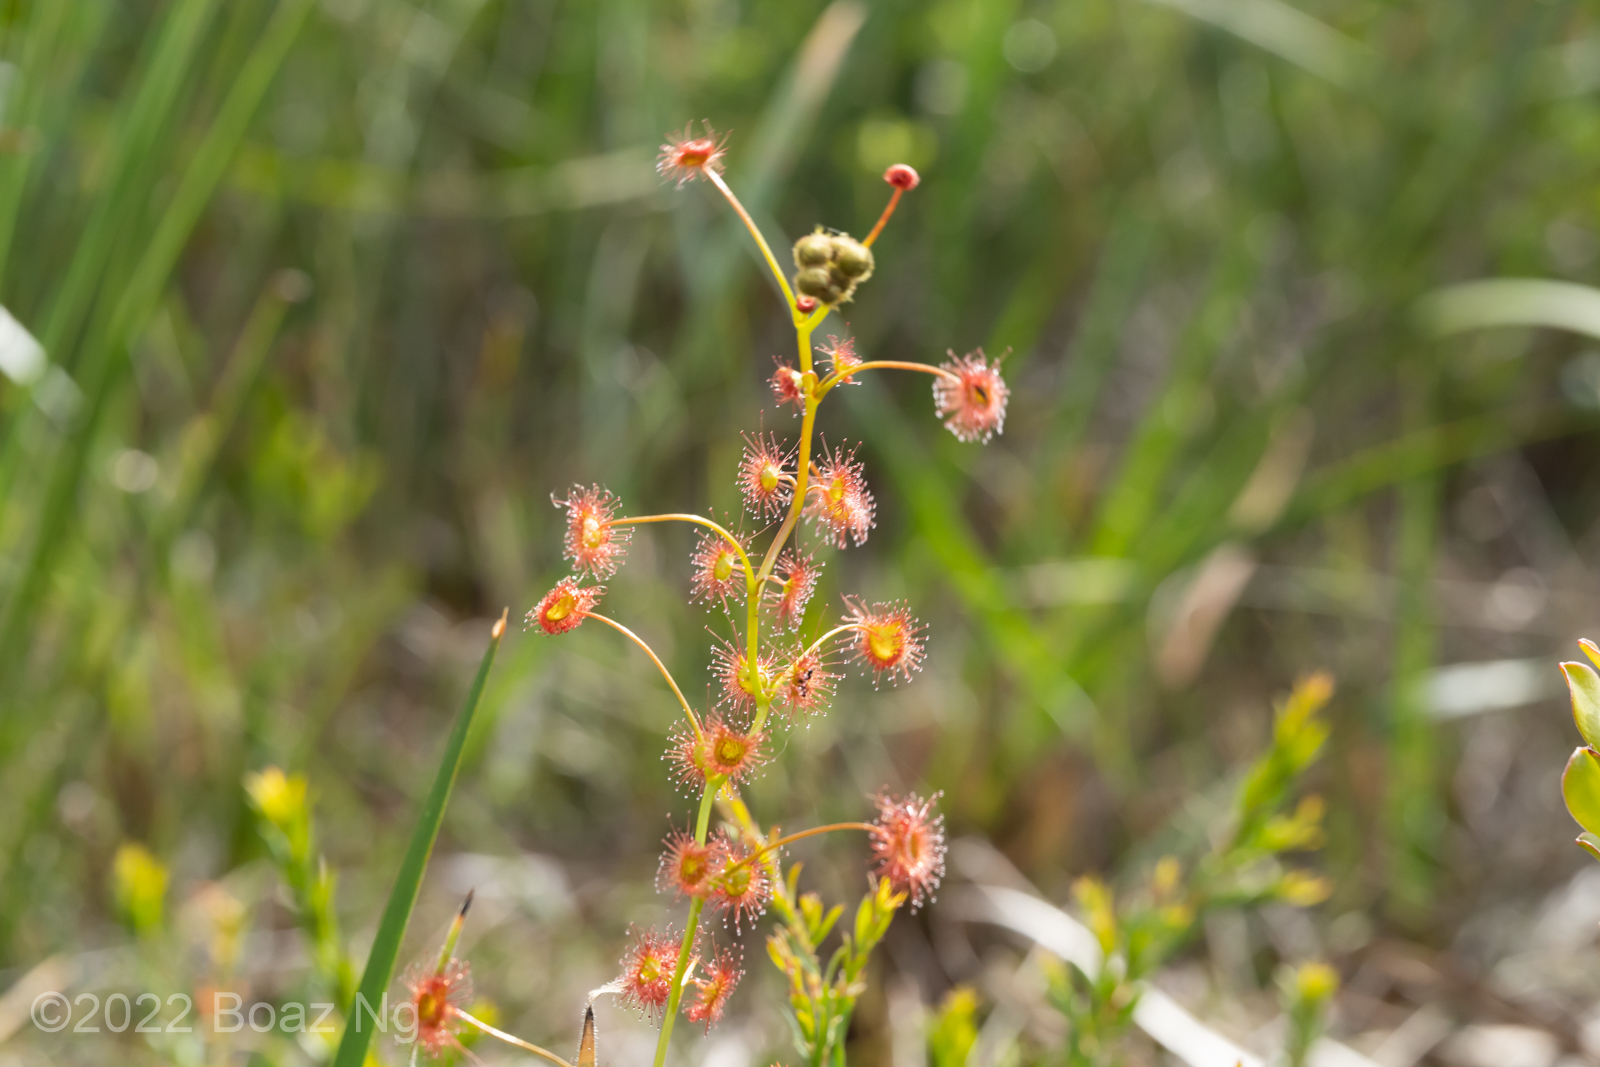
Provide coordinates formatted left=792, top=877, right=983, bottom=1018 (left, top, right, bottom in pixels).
left=577, top=1005, right=597, bottom=1067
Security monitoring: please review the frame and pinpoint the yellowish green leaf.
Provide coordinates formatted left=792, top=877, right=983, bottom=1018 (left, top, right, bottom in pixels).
left=1562, top=747, right=1600, bottom=836
left=1562, top=661, right=1600, bottom=749
left=1578, top=832, right=1600, bottom=865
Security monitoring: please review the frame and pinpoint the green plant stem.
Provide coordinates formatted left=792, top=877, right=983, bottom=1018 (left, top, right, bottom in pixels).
left=718, top=822, right=875, bottom=876
left=655, top=166, right=830, bottom=1067
left=817, top=359, right=953, bottom=397
left=802, top=624, right=860, bottom=659
left=611, top=513, right=755, bottom=582
left=0, top=0, right=317, bottom=688
left=706, top=168, right=796, bottom=309
left=653, top=783, right=719, bottom=1067
left=746, top=321, right=817, bottom=681
left=861, top=186, right=903, bottom=248
left=457, top=1009, right=574, bottom=1067
left=331, top=612, right=506, bottom=1067
left=755, top=388, right=817, bottom=591
left=434, top=891, right=472, bottom=974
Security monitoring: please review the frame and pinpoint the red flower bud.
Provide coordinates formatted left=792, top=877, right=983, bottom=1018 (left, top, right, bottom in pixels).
left=658, top=122, right=728, bottom=186
left=884, top=164, right=920, bottom=190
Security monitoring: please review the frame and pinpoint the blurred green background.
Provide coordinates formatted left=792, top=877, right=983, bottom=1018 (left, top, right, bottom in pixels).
left=5, top=0, right=1600, bottom=1062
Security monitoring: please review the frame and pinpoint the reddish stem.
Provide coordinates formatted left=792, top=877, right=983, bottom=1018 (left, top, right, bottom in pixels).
left=585, top=612, right=702, bottom=735
left=862, top=187, right=903, bottom=248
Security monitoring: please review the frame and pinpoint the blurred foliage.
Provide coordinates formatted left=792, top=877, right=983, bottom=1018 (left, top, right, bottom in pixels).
left=111, top=841, right=168, bottom=940
left=6, top=0, right=1600, bottom=1062
left=1279, top=959, right=1340, bottom=1067
left=768, top=869, right=904, bottom=1067
left=1044, top=674, right=1332, bottom=1066
left=245, top=766, right=356, bottom=1011
left=926, top=987, right=980, bottom=1067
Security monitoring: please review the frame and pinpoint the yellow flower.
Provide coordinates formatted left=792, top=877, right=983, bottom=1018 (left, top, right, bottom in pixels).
left=245, top=766, right=307, bottom=830
left=112, top=842, right=168, bottom=936
left=1294, top=961, right=1339, bottom=1005
left=1277, top=869, right=1333, bottom=907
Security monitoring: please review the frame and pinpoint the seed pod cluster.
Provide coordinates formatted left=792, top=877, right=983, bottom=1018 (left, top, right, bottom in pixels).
left=791, top=227, right=874, bottom=306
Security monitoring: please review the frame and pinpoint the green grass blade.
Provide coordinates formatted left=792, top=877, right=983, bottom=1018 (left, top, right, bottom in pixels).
left=844, top=382, right=1094, bottom=747
left=0, top=0, right=316, bottom=684
left=1143, top=0, right=1374, bottom=89
left=1043, top=206, right=1157, bottom=462
left=1418, top=277, right=1600, bottom=340
left=0, top=0, right=78, bottom=293
left=110, top=0, right=319, bottom=348
left=331, top=611, right=507, bottom=1067
left=1087, top=235, right=1259, bottom=558
left=38, top=0, right=223, bottom=359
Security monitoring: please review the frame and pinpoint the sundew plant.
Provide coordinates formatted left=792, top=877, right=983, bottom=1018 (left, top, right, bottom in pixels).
left=379, top=126, right=1010, bottom=1066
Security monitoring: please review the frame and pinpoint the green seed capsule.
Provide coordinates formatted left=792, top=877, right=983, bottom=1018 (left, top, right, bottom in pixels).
left=833, top=237, right=874, bottom=279
left=794, top=232, right=834, bottom=268
left=795, top=267, right=835, bottom=299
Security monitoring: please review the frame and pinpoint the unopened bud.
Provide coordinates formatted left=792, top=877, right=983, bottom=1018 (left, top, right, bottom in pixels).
left=1277, top=869, right=1333, bottom=907
left=885, top=164, right=920, bottom=190
left=832, top=237, right=874, bottom=279
left=244, top=766, right=308, bottom=830
left=794, top=231, right=833, bottom=268
left=795, top=267, right=834, bottom=300
left=113, top=842, right=168, bottom=937
left=1293, top=961, right=1339, bottom=1005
